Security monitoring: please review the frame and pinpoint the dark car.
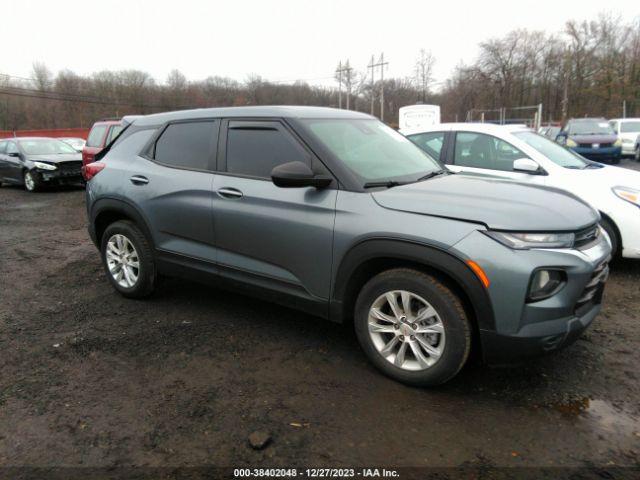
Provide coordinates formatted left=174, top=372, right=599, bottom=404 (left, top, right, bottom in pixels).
left=557, top=118, right=622, bottom=164
left=83, top=106, right=610, bottom=386
left=0, top=137, right=83, bottom=192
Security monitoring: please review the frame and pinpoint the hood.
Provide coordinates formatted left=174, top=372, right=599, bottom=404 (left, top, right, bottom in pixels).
left=372, top=174, right=598, bottom=231
left=26, top=153, right=82, bottom=164
left=568, top=133, right=618, bottom=144
left=579, top=163, right=640, bottom=187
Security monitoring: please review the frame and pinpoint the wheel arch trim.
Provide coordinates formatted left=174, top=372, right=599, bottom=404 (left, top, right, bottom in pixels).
left=90, top=197, right=155, bottom=249
left=330, top=237, right=496, bottom=331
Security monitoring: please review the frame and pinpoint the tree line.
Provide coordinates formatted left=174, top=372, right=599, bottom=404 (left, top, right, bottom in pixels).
left=0, top=12, right=637, bottom=131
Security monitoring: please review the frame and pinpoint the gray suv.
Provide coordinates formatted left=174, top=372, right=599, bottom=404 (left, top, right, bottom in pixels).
left=85, top=107, right=611, bottom=386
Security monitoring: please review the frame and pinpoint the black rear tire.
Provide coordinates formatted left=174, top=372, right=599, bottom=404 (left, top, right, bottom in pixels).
left=354, top=268, right=471, bottom=387
left=100, top=220, right=156, bottom=298
left=635, top=147, right=640, bottom=162
left=600, top=217, right=619, bottom=258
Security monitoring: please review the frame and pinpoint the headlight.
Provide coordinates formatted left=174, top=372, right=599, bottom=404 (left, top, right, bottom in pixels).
left=622, top=138, right=633, bottom=144
left=527, top=269, right=566, bottom=302
left=484, top=231, right=575, bottom=249
left=566, top=138, right=578, bottom=147
left=612, top=186, right=640, bottom=207
left=33, top=161, right=57, bottom=171
left=614, top=138, right=622, bottom=147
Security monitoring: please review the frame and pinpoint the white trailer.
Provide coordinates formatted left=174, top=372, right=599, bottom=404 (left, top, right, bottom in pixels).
left=398, top=104, right=441, bottom=134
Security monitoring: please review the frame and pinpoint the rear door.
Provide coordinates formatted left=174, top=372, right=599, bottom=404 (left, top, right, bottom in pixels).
left=125, top=120, right=220, bottom=263
left=212, top=119, right=337, bottom=301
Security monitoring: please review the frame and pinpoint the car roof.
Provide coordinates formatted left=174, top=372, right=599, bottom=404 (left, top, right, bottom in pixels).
left=11, top=137, right=63, bottom=141
left=609, top=117, right=640, bottom=122
left=403, top=122, right=531, bottom=135
left=132, top=106, right=373, bottom=127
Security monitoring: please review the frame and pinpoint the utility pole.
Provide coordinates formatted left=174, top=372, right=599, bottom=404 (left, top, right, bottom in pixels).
left=335, top=61, right=353, bottom=109
left=623, top=100, right=626, bottom=118
left=344, top=60, right=352, bottom=110
left=368, top=55, right=375, bottom=115
left=369, top=53, right=388, bottom=121
left=336, top=61, right=343, bottom=109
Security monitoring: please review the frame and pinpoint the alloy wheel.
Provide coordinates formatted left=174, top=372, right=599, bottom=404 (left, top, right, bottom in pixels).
left=106, top=234, right=140, bottom=288
left=368, top=290, right=446, bottom=371
left=24, top=172, right=35, bottom=191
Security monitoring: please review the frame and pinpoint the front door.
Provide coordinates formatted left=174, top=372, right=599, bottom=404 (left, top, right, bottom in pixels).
left=213, top=119, right=337, bottom=301
left=447, top=131, right=547, bottom=186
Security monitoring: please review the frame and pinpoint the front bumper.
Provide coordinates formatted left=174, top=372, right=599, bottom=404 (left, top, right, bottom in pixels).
left=451, top=230, right=611, bottom=364
left=570, top=145, right=621, bottom=161
left=35, top=167, right=83, bottom=184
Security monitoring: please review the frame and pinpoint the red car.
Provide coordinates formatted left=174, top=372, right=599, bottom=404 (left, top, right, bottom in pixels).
left=82, top=119, right=123, bottom=166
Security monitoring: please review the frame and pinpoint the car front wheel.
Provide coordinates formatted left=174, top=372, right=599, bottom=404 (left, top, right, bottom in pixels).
left=24, top=170, right=41, bottom=192
left=101, top=220, right=156, bottom=298
left=354, top=268, right=471, bottom=386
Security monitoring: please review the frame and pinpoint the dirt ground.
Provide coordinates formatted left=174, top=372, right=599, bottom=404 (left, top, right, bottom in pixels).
left=1, top=160, right=639, bottom=477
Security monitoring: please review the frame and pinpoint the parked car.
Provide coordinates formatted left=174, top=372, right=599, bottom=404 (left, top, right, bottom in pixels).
left=83, top=119, right=123, bottom=166
left=0, top=137, right=83, bottom=191
left=405, top=123, right=640, bottom=259
left=59, top=137, right=86, bottom=152
left=84, top=106, right=611, bottom=386
left=608, top=118, right=640, bottom=157
left=556, top=118, right=622, bottom=164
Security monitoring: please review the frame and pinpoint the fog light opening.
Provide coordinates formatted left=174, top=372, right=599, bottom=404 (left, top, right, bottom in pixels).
left=527, top=269, right=565, bottom=302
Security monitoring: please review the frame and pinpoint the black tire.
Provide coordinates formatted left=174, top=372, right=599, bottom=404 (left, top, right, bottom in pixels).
left=100, top=220, right=156, bottom=298
left=354, top=268, right=471, bottom=387
left=635, top=147, right=640, bottom=162
left=600, top=217, right=619, bottom=258
left=23, top=170, right=42, bottom=192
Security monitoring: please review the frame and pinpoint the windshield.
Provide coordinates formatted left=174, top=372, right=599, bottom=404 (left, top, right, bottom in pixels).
left=620, top=121, right=640, bottom=133
left=568, top=121, right=614, bottom=135
left=18, top=139, right=78, bottom=155
left=300, top=119, right=441, bottom=183
left=514, top=131, right=589, bottom=169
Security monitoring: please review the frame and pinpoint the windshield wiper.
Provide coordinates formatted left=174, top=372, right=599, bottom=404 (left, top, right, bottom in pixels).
left=363, top=180, right=402, bottom=189
left=415, top=169, right=449, bottom=182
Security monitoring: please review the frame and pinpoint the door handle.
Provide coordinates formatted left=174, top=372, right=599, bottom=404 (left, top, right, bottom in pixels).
left=130, top=175, right=149, bottom=185
left=217, top=187, right=243, bottom=199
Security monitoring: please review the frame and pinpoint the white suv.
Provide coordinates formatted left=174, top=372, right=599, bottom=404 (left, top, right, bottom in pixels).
left=609, top=118, right=640, bottom=157
left=404, top=123, right=640, bottom=259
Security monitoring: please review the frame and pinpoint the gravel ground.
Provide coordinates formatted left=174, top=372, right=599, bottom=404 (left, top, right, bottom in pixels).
left=0, top=161, right=639, bottom=477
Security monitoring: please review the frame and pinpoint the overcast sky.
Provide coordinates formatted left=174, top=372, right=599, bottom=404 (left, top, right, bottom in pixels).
left=3, top=0, right=638, bottom=88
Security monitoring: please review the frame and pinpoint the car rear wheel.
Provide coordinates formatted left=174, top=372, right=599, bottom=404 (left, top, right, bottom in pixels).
left=635, top=147, right=640, bottom=162
left=354, top=268, right=471, bottom=386
left=24, top=170, right=41, bottom=192
left=101, top=220, right=156, bottom=298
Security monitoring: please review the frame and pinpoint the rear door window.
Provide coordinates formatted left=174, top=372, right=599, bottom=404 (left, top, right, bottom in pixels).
left=86, top=125, right=108, bottom=147
left=153, top=120, right=219, bottom=171
left=225, top=121, right=310, bottom=179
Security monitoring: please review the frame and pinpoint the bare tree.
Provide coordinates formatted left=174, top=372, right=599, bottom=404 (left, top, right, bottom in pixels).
left=414, top=49, right=435, bottom=102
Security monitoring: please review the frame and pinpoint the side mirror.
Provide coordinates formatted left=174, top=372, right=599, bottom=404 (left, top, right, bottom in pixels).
left=8, top=151, right=20, bottom=157
left=271, top=161, right=332, bottom=189
left=513, top=158, right=542, bottom=174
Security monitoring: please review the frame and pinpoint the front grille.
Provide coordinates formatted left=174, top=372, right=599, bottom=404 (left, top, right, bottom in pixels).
left=574, top=257, right=610, bottom=314
left=578, top=142, right=613, bottom=148
left=57, top=161, right=82, bottom=176
left=574, top=224, right=600, bottom=250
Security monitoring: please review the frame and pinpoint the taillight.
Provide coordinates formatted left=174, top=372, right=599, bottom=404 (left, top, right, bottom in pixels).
left=82, top=162, right=105, bottom=181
